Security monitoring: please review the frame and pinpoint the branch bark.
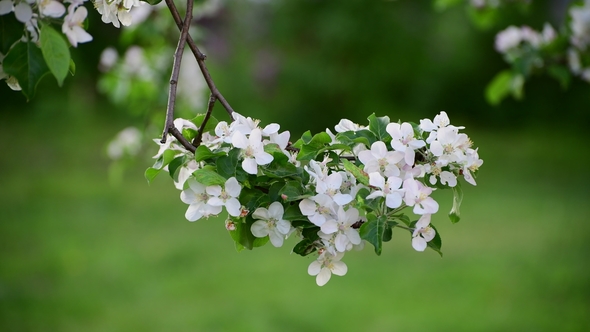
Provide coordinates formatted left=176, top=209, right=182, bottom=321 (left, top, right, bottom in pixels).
left=193, top=93, right=217, bottom=147
left=165, top=0, right=235, bottom=120
left=161, top=0, right=194, bottom=143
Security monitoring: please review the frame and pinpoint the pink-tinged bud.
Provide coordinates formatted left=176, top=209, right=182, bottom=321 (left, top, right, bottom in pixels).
left=225, top=220, right=236, bottom=231
left=317, top=248, right=326, bottom=256
left=281, top=194, right=288, bottom=201
left=239, top=208, right=249, bottom=218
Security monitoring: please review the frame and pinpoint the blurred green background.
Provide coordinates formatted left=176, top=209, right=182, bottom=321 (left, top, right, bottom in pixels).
left=1, top=0, right=589, bottom=331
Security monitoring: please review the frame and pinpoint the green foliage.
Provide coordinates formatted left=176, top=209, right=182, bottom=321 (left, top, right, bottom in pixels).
left=359, top=213, right=397, bottom=255
left=485, top=70, right=522, bottom=105
left=449, top=182, right=463, bottom=223
left=0, top=14, right=22, bottom=54
left=3, top=41, right=50, bottom=100
left=341, top=159, right=369, bottom=186
left=192, top=167, right=227, bottom=186
left=39, top=24, right=70, bottom=87
left=228, top=216, right=269, bottom=251
left=367, top=113, right=392, bottom=142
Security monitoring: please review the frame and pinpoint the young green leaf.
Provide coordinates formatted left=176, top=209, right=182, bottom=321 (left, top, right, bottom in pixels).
left=190, top=114, right=219, bottom=134
left=216, top=148, right=240, bottom=179
left=168, top=155, right=187, bottom=181
left=485, top=70, right=513, bottom=106
left=40, top=24, right=70, bottom=86
left=144, top=167, right=162, bottom=184
left=2, top=41, right=50, bottom=100
left=194, top=145, right=225, bottom=162
left=341, top=159, right=370, bottom=186
left=448, top=182, right=463, bottom=223
left=192, top=167, right=228, bottom=186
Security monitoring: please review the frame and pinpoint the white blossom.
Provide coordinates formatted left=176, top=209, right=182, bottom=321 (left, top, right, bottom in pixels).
left=299, top=194, right=337, bottom=226
left=308, top=252, right=347, bottom=286
left=403, top=178, right=439, bottom=215
left=38, top=0, right=65, bottom=17
left=366, top=172, right=404, bottom=209
left=358, top=140, right=404, bottom=177
left=387, top=122, right=426, bottom=166
left=62, top=5, right=92, bottom=47
left=320, top=207, right=362, bottom=252
left=180, top=178, right=222, bottom=221
left=206, top=177, right=242, bottom=217
left=231, top=128, right=273, bottom=174
left=251, top=202, right=291, bottom=247
left=412, top=214, right=436, bottom=252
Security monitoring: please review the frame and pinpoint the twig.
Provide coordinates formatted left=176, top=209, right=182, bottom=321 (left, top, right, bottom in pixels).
left=170, top=127, right=197, bottom=153
left=193, top=93, right=217, bottom=146
left=161, top=0, right=194, bottom=143
left=165, top=0, right=235, bottom=120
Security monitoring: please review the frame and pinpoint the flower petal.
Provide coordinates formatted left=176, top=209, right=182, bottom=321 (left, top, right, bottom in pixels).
left=330, top=261, right=348, bottom=276
left=250, top=220, right=269, bottom=237
left=316, top=267, right=332, bottom=286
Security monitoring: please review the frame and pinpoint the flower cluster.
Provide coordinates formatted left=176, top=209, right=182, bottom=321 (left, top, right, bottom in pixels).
left=148, top=111, right=483, bottom=286
left=568, top=0, right=590, bottom=82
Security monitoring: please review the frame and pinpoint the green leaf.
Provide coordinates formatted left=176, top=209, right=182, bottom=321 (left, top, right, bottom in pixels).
left=192, top=167, right=227, bottom=186
left=40, top=24, right=70, bottom=86
left=485, top=70, right=512, bottom=106
left=283, top=203, right=308, bottom=221
left=144, top=167, right=162, bottom=184
left=152, top=149, right=177, bottom=170
left=341, top=159, right=369, bottom=186
left=433, top=0, right=463, bottom=11
left=0, top=14, right=23, bottom=54
left=263, top=156, right=299, bottom=178
left=144, top=0, right=163, bottom=6
left=69, top=59, right=76, bottom=76
left=427, top=224, right=443, bottom=257
left=279, top=181, right=303, bottom=202
left=293, top=238, right=317, bottom=256
left=296, top=144, right=322, bottom=161
left=194, top=145, right=225, bottom=162
left=216, top=148, right=240, bottom=179
left=300, top=130, right=313, bottom=145
left=382, top=220, right=397, bottom=242
left=3, top=41, right=50, bottom=100
left=229, top=216, right=270, bottom=250
left=168, top=155, right=187, bottom=181
left=359, top=213, right=389, bottom=255
left=449, top=182, right=463, bottom=223
left=547, top=65, right=571, bottom=90
left=368, top=113, right=391, bottom=142
left=190, top=114, right=219, bottom=135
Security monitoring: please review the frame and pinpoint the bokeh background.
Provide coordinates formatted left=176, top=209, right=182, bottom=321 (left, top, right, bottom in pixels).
left=1, top=0, right=589, bottom=331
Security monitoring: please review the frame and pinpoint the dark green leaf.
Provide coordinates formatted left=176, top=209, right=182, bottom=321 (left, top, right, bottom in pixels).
left=228, top=217, right=268, bottom=251
left=152, top=149, right=177, bottom=170
left=293, top=238, right=317, bottom=256
left=3, top=41, right=50, bottom=100
left=168, top=155, right=187, bottom=181
left=0, top=14, right=22, bottom=54
left=382, top=220, right=397, bottom=242
left=300, top=130, right=313, bottom=144
left=283, top=203, right=308, bottom=221
left=40, top=24, right=70, bottom=86
left=427, top=224, right=443, bottom=257
left=448, top=182, right=463, bottom=223
left=216, top=148, right=240, bottom=179
left=144, top=0, right=163, bottom=6
left=368, top=113, right=391, bottom=142
left=279, top=181, right=303, bottom=202
left=359, top=213, right=388, bottom=255
left=192, top=167, right=227, bottom=186
left=69, top=59, right=76, bottom=76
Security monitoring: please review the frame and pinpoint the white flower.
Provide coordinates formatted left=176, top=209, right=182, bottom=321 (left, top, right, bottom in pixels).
left=231, top=128, right=273, bottom=175
left=0, top=0, right=13, bottom=15
left=461, top=148, right=483, bottom=186
left=206, top=177, right=242, bottom=217
left=334, top=119, right=362, bottom=133
left=570, top=2, right=590, bottom=50
left=320, top=207, right=362, bottom=252
left=94, top=0, right=136, bottom=28
left=38, top=0, right=65, bottom=17
left=358, top=141, right=404, bottom=177
left=315, top=172, right=353, bottom=206
left=62, top=5, right=92, bottom=47
left=251, top=201, right=291, bottom=247
left=366, top=172, right=404, bottom=209
left=99, top=47, right=118, bottom=72
left=387, top=122, right=426, bottom=166
left=307, top=252, right=347, bottom=286
left=412, top=214, right=436, bottom=252
left=180, top=178, right=222, bottom=221
left=299, top=194, right=337, bottom=226
left=429, top=126, right=470, bottom=165
left=403, top=178, right=439, bottom=215
left=107, top=126, right=142, bottom=160
left=14, top=2, right=33, bottom=23
left=495, top=26, right=522, bottom=53
left=174, top=160, right=199, bottom=190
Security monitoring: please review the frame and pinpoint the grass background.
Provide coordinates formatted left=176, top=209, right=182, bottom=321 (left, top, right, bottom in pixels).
left=1, top=98, right=589, bottom=331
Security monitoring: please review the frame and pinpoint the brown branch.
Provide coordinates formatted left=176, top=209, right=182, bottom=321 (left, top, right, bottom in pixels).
left=169, top=127, right=197, bottom=153
left=193, top=93, right=217, bottom=147
left=165, top=0, right=235, bottom=120
left=161, top=0, right=194, bottom=143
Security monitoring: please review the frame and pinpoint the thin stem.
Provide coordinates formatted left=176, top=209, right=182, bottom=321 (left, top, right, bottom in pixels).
left=193, top=93, right=217, bottom=146
left=161, top=0, right=194, bottom=143
left=169, top=127, right=196, bottom=153
left=165, top=0, right=235, bottom=120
